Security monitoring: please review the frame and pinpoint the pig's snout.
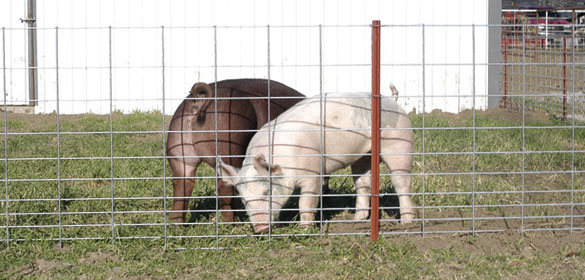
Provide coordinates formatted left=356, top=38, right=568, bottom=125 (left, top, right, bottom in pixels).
left=253, top=223, right=270, bottom=233
left=250, top=213, right=270, bottom=233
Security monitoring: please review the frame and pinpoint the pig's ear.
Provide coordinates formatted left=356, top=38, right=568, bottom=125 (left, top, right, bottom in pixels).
left=252, top=154, right=268, bottom=172
left=270, top=164, right=283, bottom=176
left=218, top=160, right=240, bottom=186
left=252, top=154, right=282, bottom=176
left=189, top=82, right=212, bottom=98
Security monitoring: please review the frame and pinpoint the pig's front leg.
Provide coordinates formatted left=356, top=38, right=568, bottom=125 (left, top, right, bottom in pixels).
left=298, top=177, right=321, bottom=227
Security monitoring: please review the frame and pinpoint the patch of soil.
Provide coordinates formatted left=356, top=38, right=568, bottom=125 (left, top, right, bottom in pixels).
left=389, top=229, right=585, bottom=258
left=16, top=259, right=73, bottom=277
left=324, top=207, right=585, bottom=256
left=77, top=251, right=120, bottom=265
left=34, top=259, right=71, bottom=273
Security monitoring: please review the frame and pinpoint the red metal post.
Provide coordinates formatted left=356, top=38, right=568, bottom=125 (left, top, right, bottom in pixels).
left=371, top=20, right=381, bottom=241
left=563, top=36, right=567, bottom=119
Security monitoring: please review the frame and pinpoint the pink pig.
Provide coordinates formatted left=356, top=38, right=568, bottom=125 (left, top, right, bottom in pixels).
left=219, top=92, right=415, bottom=233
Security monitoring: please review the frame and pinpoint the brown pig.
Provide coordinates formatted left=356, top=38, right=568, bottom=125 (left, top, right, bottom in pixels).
left=167, top=79, right=304, bottom=224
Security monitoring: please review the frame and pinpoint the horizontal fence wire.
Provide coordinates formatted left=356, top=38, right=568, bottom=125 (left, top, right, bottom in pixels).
left=2, top=23, right=584, bottom=31
left=0, top=23, right=584, bottom=249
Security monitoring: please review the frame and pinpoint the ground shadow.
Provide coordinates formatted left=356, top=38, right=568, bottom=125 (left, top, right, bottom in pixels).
left=278, top=179, right=403, bottom=228
left=186, top=193, right=247, bottom=224
left=184, top=179, right=402, bottom=226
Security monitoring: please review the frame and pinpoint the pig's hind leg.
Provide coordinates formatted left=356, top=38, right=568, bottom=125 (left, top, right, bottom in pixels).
left=350, top=156, right=372, bottom=221
left=381, top=144, right=416, bottom=224
left=169, top=157, right=201, bottom=224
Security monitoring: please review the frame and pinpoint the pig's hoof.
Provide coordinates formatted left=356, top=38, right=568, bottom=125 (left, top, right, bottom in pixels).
left=300, top=222, right=315, bottom=229
left=169, top=217, right=185, bottom=226
left=354, top=210, right=369, bottom=221
left=400, top=212, right=417, bottom=224
left=221, top=213, right=238, bottom=223
left=221, top=214, right=233, bottom=222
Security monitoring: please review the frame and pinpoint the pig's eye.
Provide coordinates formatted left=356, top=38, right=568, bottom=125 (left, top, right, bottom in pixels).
left=262, top=189, right=269, bottom=196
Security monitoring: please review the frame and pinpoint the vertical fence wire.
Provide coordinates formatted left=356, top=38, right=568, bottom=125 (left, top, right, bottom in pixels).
left=503, top=38, right=508, bottom=108
left=471, top=24, right=477, bottom=235
left=563, top=37, right=567, bottom=119
left=2, top=27, right=9, bottom=247
left=266, top=24, right=273, bottom=240
left=570, top=26, right=576, bottom=234
left=421, top=24, right=426, bottom=237
left=161, top=26, right=168, bottom=249
left=213, top=25, right=219, bottom=247
left=318, top=24, right=324, bottom=237
left=521, top=24, right=526, bottom=233
left=55, top=27, right=63, bottom=249
left=108, top=26, right=116, bottom=244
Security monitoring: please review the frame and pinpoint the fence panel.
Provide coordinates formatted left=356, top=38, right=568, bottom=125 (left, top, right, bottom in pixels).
left=1, top=21, right=584, bottom=249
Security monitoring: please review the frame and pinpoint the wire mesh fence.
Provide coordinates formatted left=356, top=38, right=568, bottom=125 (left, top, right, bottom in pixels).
left=1, top=21, right=584, bottom=250
left=502, top=10, right=585, bottom=120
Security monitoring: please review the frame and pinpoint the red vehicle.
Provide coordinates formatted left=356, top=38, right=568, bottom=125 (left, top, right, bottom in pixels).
left=524, top=7, right=572, bottom=36
left=503, top=6, right=572, bottom=47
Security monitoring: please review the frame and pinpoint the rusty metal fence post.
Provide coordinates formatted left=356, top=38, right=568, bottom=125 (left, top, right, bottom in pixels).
left=371, top=20, right=381, bottom=241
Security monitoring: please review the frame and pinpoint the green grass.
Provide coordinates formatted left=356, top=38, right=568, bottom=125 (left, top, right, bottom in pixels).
left=0, top=110, right=583, bottom=278
left=1, top=235, right=584, bottom=279
left=0, top=111, right=583, bottom=240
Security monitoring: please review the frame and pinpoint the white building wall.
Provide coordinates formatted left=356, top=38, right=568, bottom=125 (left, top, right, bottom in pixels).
left=1, top=0, right=499, bottom=114
left=1, top=0, right=28, bottom=105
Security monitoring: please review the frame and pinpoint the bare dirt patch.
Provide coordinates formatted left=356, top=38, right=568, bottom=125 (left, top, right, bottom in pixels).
left=77, top=251, right=120, bottom=265
left=13, top=259, right=74, bottom=278
left=325, top=207, right=585, bottom=257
